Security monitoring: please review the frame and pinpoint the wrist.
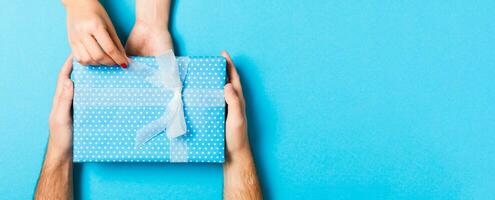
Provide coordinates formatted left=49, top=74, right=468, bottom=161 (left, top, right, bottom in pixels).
left=134, top=18, right=169, bottom=32
left=46, top=140, right=72, bottom=164
left=135, top=0, right=170, bottom=30
left=62, top=0, right=98, bottom=7
left=46, top=150, right=72, bottom=167
left=225, top=147, right=254, bottom=167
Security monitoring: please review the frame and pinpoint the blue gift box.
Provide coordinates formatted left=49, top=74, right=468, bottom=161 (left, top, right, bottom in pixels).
left=71, top=56, right=226, bottom=163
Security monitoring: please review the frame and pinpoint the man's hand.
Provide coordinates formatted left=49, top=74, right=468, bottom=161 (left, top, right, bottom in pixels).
left=125, top=0, right=174, bottom=56
left=64, top=0, right=128, bottom=67
left=223, top=51, right=251, bottom=161
left=222, top=51, right=263, bottom=200
left=35, top=56, right=74, bottom=200
left=48, top=55, right=75, bottom=159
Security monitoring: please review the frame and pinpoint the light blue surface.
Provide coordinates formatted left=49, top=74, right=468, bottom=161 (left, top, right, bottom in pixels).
left=0, top=0, right=494, bottom=199
left=72, top=56, right=226, bottom=163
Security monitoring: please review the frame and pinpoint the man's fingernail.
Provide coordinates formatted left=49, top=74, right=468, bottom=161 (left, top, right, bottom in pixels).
left=120, top=63, right=127, bottom=68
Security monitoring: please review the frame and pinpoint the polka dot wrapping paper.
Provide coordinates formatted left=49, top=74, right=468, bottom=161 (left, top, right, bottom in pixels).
left=71, top=56, right=226, bottom=163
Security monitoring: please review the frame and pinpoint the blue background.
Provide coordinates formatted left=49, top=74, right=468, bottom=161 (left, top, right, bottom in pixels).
left=0, top=0, right=494, bottom=199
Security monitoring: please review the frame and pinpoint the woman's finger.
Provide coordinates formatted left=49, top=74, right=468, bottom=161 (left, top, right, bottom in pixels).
left=104, top=18, right=127, bottom=57
left=75, top=42, right=94, bottom=65
left=82, top=34, right=116, bottom=66
left=70, top=41, right=81, bottom=63
left=93, top=28, right=128, bottom=68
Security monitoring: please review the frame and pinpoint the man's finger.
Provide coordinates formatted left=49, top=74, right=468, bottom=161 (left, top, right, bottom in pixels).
left=225, top=83, right=244, bottom=120
left=56, top=79, right=74, bottom=116
left=58, top=55, right=74, bottom=82
left=221, top=51, right=243, bottom=96
left=93, top=28, right=128, bottom=68
left=53, top=55, right=74, bottom=108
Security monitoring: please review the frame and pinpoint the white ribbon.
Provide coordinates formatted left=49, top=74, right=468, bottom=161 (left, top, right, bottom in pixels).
left=135, top=49, right=187, bottom=146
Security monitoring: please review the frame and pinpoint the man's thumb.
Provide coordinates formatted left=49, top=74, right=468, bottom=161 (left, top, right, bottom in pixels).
left=57, top=79, right=74, bottom=115
left=225, top=83, right=243, bottom=119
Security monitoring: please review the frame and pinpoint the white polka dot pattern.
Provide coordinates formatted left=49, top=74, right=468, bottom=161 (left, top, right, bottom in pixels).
left=71, top=56, right=226, bottom=163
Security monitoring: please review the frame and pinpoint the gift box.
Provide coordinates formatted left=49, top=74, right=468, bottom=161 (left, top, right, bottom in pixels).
left=71, top=55, right=226, bottom=163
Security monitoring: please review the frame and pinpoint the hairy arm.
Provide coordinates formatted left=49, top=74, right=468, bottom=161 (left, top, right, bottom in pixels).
left=224, top=151, right=262, bottom=200
left=35, top=56, right=75, bottom=200
left=35, top=145, right=73, bottom=200
left=222, top=51, right=263, bottom=200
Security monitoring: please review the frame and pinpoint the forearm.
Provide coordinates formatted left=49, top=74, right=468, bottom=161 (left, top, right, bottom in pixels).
left=135, top=0, right=171, bottom=29
left=35, top=141, right=73, bottom=200
left=224, top=150, right=262, bottom=200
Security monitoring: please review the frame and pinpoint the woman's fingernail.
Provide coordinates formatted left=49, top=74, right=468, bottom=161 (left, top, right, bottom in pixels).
left=120, top=63, right=128, bottom=68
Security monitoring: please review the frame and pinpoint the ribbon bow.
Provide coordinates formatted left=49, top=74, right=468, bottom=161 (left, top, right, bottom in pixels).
left=134, top=49, right=187, bottom=146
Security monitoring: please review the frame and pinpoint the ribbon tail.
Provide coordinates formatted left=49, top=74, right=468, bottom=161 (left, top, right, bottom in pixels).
left=164, top=92, right=187, bottom=138
left=166, top=95, right=187, bottom=138
left=135, top=116, right=167, bottom=146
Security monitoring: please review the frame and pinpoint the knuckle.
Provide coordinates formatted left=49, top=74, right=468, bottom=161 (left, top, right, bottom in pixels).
left=60, top=94, right=73, bottom=102
left=78, top=59, right=90, bottom=65
left=69, top=40, right=77, bottom=47
left=230, top=96, right=241, bottom=105
left=225, top=91, right=240, bottom=102
left=78, top=20, right=101, bottom=32
left=74, top=25, right=84, bottom=32
left=94, top=53, right=105, bottom=61
left=229, top=117, right=246, bottom=129
left=57, top=94, right=68, bottom=102
left=106, top=47, right=117, bottom=55
left=103, top=60, right=115, bottom=66
left=84, top=59, right=95, bottom=65
left=84, top=58, right=96, bottom=65
left=64, top=81, right=74, bottom=92
left=49, top=114, right=68, bottom=127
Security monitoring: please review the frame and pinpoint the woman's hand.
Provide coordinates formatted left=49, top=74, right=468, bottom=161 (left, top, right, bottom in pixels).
left=125, top=0, right=174, bottom=56
left=64, top=0, right=128, bottom=67
left=125, top=20, right=174, bottom=56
